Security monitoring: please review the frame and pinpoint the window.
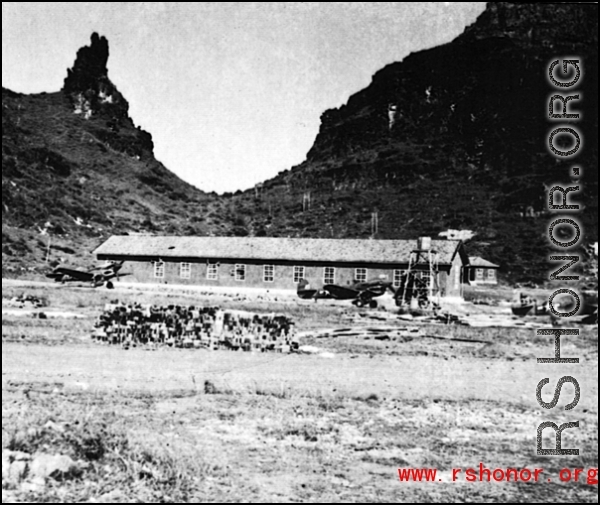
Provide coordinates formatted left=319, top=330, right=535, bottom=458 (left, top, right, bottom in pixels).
left=323, top=267, right=335, bottom=285
left=393, top=269, right=405, bottom=288
left=235, top=264, right=246, bottom=281
left=293, top=266, right=305, bottom=284
left=154, top=261, right=165, bottom=279
left=487, top=269, right=496, bottom=280
left=180, top=263, right=191, bottom=279
left=207, top=263, right=219, bottom=280
left=355, top=268, right=367, bottom=283
left=263, top=265, right=274, bottom=283
left=476, top=268, right=484, bottom=280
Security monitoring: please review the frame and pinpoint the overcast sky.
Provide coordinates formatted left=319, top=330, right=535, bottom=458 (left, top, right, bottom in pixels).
left=2, top=2, right=486, bottom=193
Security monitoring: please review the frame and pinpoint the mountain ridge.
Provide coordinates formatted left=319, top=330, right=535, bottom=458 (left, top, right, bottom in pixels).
left=229, top=1, right=598, bottom=283
left=2, top=2, right=598, bottom=285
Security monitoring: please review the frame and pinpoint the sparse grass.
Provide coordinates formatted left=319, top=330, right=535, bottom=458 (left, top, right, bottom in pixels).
left=2, top=388, right=225, bottom=502
left=463, top=284, right=518, bottom=304
left=300, top=323, right=598, bottom=361
left=2, top=281, right=597, bottom=502
left=2, top=386, right=597, bottom=502
left=2, top=317, right=91, bottom=345
left=2, top=282, right=353, bottom=332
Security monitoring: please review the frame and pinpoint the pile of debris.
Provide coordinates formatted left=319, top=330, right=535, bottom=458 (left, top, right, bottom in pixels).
left=92, top=302, right=298, bottom=352
left=398, top=309, right=552, bottom=329
left=5, top=294, right=46, bottom=309
left=299, top=326, right=423, bottom=341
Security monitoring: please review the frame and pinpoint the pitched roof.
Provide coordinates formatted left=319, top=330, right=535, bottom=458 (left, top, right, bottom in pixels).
left=468, top=256, right=500, bottom=268
left=94, top=236, right=465, bottom=266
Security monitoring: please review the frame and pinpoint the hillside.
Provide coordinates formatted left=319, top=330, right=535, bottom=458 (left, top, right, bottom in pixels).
left=2, top=3, right=598, bottom=285
left=229, top=2, right=598, bottom=283
left=2, top=34, right=216, bottom=273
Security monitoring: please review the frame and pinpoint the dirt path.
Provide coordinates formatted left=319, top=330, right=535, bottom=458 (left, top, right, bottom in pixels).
left=3, top=343, right=597, bottom=410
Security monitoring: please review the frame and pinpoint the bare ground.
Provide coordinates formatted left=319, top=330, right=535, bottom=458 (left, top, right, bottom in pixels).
left=2, top=281, right=598, bottom=503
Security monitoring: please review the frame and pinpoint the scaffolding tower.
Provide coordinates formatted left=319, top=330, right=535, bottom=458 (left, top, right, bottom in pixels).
left=399, top=240, right=441, bottom=309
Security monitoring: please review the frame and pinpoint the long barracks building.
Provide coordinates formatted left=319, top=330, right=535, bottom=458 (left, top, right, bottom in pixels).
left=94, top=236, right=468, bottom=298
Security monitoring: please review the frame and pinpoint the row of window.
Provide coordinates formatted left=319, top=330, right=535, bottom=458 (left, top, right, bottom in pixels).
left=475, top=268, right=496, bottom=280
left=153, top=262, right=433, bottom=286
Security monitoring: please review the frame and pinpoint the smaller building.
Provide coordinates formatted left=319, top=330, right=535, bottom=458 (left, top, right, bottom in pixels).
left=465, top=256, right=500, bottom=285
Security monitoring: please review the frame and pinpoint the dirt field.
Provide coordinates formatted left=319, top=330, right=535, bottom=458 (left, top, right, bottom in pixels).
left=2, top=281, right=598, bottom=503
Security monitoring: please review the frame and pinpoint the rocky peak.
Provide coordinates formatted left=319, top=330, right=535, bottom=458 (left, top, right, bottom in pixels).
left=63, top=32, right=109, bottom=93
left=62, top=33, right=128, bottom=121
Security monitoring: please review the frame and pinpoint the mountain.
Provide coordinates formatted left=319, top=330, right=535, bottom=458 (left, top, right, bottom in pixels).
left=2, top=3, right=598, bottom=284
left=229, top=2, right=598, bottom=283
left=2, top=33, right=218, bottom=273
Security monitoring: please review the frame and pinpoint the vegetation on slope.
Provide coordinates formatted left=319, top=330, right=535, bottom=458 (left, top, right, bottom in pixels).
left=2, top=35, right=215, bottom=273
left=229, top=2, right=598, bottom=283
left=2, top=4, right=598, bottom=285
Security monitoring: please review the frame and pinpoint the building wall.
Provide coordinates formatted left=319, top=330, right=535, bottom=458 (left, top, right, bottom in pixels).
left=105, top=255, right=460, bottom=293
left=449, top=253, right=465, bottom=297
left=101, top=254, right=465, bottom=297
left=117, top=258, right=403, bottom=290
left=430, top=255, right=462, bottom=298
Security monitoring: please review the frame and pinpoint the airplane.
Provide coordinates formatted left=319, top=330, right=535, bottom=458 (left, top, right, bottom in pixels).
left=45, top=260, right=127, bottom=289
left=297, top=277, right=394, bottom=308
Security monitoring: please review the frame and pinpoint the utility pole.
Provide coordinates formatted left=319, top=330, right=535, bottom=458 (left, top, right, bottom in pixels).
left=39, top=223, right=52, bottom=263
left=46, top=234, right=52, bottom=263
left=370, top=211, right=379, bottom=237
left=302, top=192, right=311, bottom=212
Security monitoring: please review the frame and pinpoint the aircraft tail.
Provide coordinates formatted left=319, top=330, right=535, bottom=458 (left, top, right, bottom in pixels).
left=297, top=279, right=318, bottom=300
left=297, top=278, right=310, bottom=292
left=109, top=260, right=125, bottom=273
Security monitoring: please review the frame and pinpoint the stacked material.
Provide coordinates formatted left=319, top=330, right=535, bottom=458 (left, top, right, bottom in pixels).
left=92, top=302, right=298, bottom=352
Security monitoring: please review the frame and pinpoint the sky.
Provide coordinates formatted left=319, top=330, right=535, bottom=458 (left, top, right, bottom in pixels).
left=2, top=2, right=486, bottom=193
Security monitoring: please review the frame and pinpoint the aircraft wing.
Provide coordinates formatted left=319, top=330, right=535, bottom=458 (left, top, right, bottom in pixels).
left=297, top=287, right=332, bottom=300
left=362, top=288, right=383, bottom=299
left=323, top=284, right=361, bottom=300
left=47, top=267, right=95, bottom=282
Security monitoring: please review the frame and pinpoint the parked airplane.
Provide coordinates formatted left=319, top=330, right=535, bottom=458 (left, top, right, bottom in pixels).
left=46, top=260, right=127, bottom=289
left=297, top=278, right=394, bottom=308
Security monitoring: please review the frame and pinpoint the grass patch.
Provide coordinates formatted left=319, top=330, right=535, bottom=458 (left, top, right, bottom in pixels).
left=3, top=386, right=596, bottom=502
